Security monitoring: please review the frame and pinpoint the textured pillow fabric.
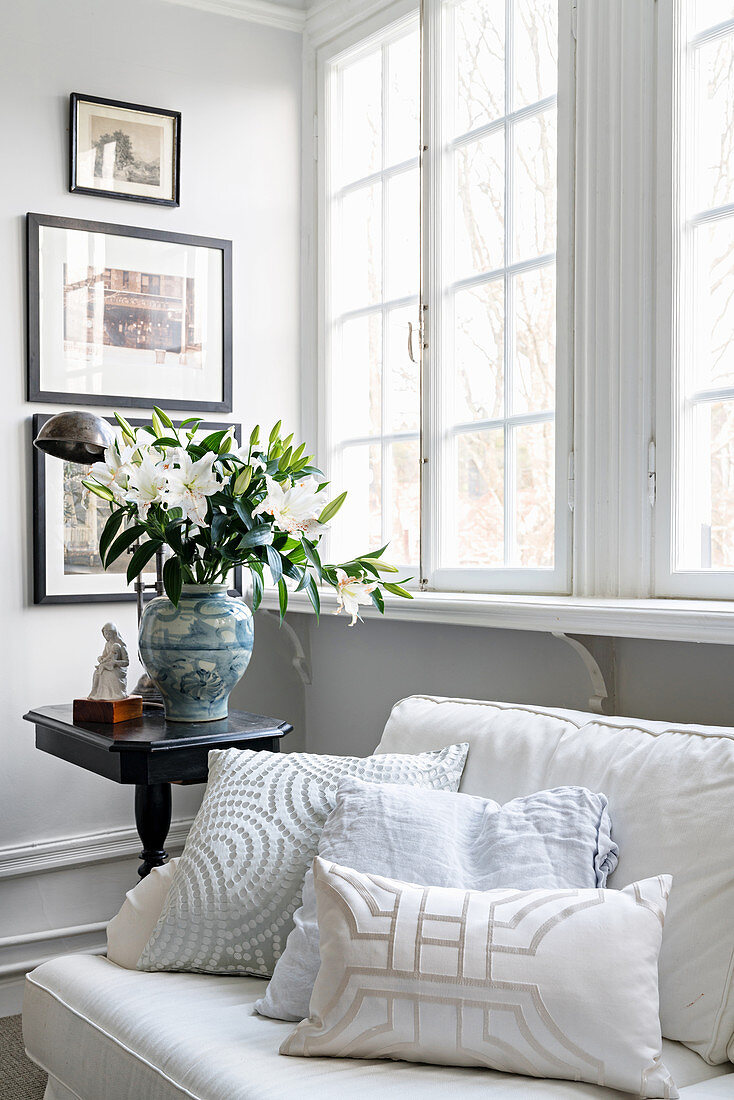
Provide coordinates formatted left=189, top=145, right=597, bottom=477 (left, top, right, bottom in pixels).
left=376, top=695, right=734, bottom=1064
left=257, top=779, right=618, bottom=1022
left=281, top=858, right=676, bottom=1099
left=138, top=744, right=468, bottom=976
left=106, top=859, right=179, bottom=970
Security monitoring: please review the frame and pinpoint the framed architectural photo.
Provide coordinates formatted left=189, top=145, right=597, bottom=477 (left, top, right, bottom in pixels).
left=27, top=213, right=232, bottom=412
left=70, top=93, right=181, bottom=206
left=32, top=414, right=243, bottom=604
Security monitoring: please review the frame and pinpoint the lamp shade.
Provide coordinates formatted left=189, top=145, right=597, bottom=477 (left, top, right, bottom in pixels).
left=33, top=411, right=115, bottom=464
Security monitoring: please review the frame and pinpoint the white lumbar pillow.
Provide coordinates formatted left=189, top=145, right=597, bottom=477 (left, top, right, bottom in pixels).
left=106, top=858, right=179, bottom=970
left=281, top=857, right=677, bottom=1099
left=139, top=744, right=468, bottom=977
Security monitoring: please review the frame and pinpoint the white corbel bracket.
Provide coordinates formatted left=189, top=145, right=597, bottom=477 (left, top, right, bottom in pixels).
left=552, top=632, right=616, bottom=715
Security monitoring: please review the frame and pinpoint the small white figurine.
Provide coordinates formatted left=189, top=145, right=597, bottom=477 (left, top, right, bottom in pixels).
left=88, top=623, right=129, bottom=701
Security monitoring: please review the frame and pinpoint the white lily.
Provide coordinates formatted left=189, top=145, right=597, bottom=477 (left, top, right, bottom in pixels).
left=334, top=568, right=377, bottom=626
left=164, top=451, right=220, bottom=527
left=252, top=475, right=327, bottom=537
left=125, top=453, right=167, bottom=518
left=90, top=436, right=135, bottom=503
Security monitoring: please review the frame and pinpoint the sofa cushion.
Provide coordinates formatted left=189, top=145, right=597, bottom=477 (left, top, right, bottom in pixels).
left=375, top=696, right=734, bottom=1064
left=23, top=955, right=732, bottom=1100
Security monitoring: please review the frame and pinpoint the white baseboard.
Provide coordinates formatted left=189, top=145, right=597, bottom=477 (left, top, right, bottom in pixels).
left=0, top=819, right=193, bottom=1017
left=0, top=817, right=194, bottom=880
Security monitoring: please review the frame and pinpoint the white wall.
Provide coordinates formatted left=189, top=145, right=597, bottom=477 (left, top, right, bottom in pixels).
left=0, top=0, right=303, bottom=1012
left=302, top=617, right=734, bottom=757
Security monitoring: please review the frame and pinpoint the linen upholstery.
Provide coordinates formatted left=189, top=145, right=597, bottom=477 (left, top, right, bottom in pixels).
left=23, top=955, right=732, bottom=1100
left=282, top=858, right=676, bottom=1098
left=139, top=743, right=468, bottom=977
left=257, top=778, right=618, bottom=1022
left=376, top=696, right=734, bottom=1064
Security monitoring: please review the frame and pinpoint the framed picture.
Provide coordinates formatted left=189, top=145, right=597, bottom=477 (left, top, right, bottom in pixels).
left=27, top=213, right=232, bottom=412
left=70, top=93, right=180, bottom=206
left=32, top=414, right=243, bottom=604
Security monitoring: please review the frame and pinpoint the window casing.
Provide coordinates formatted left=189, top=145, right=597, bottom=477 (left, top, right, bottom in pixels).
left=310, top=0, right=734, bottom=616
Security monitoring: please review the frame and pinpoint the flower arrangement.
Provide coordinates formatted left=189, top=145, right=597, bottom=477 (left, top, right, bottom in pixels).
left=83, top=409, right=412, bottom=625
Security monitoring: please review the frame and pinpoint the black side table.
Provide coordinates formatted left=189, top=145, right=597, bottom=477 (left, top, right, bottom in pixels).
left=23, top=704, right=292, bottom=878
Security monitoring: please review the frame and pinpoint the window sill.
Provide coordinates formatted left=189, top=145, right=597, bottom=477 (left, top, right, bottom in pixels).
left=259, top=587, right=734, bottom=644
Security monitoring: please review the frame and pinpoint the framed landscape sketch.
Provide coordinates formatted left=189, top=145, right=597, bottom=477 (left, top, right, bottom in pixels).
left=32, top=414, right=243, bottom=604
left=70, top=94, right=180, bottom=206
left=27, top=213, right=232, bottom=411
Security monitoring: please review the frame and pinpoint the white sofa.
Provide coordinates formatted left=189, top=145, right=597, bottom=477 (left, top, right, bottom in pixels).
left=23, top=696, right=734, bottom=1099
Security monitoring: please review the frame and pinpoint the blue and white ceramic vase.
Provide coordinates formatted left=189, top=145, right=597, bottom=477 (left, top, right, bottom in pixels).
left=138, top=584, right=254, bottom=722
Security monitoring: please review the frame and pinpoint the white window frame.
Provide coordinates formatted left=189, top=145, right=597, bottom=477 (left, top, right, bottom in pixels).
left=421, top=0, right=574, bottom=595
left=655, top=0, right=734, bottom=599
left=316, top=0, right=574, bottom=596
left=318, top=5, right=422, bottom=575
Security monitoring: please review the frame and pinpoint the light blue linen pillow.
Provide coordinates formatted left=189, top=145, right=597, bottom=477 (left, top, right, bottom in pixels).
left=255, top=778, right=618, bottom=1022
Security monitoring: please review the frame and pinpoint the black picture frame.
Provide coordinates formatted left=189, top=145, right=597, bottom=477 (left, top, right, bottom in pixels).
left=27, top=212, right=232, bottom=413
left=69, top=93, right=181, bottom=207
left=32, top=413, right=243, bottom=605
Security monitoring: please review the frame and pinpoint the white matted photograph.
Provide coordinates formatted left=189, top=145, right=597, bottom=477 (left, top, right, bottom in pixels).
left=70, top=93, right=180, bottom=205
left=27, top=213, right=232, bottom=411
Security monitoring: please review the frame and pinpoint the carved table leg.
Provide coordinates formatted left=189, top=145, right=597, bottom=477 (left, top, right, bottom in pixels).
left=135, top=783, right=172, bottom=879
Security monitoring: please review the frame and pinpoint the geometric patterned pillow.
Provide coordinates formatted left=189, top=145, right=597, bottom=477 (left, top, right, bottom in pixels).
left=138, top=744, right=468, bottom=977
left=281, top=858, right=677, bottom=1099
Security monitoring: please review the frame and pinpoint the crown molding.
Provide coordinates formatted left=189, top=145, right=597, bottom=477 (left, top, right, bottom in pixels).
left=161, top=0, right=306, bottom=34
left=305, top=0, right=400, bottom=47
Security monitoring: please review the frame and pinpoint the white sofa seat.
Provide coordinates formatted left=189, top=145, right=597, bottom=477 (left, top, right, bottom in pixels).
left=23, top=955, right=733, bottom=1100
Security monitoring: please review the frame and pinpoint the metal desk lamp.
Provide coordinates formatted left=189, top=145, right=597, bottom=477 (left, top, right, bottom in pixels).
left=33, top=411, right=164, bottom=704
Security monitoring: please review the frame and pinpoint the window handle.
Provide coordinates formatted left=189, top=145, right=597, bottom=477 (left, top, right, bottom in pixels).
left=408, top=321, right=416, bottom=363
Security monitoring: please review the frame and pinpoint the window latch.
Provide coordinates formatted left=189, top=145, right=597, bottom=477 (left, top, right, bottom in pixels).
left=408, top=321, right=416, bottom=363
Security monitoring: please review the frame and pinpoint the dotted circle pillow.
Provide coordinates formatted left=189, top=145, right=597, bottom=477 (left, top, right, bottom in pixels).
left=282, top=858, right=677, bottom=1098
left=138, top=743, right=468, bottom=976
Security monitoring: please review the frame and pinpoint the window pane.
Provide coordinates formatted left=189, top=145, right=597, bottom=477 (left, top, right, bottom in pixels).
left=453, top=280, right=505, bottom=422
left=692, top=219, right=734, bottom=391
left=515, top=420, right=554, bottom=565
left=513, top=265, right=555, bottom=414
left=694, top=34, right=734, bottom=212
left=450, top=0, right=505, bottom=133
left=386, top=168, right=420, bottom=299
left=386, top=305, right=420, bottom=432
left=338, top=184, right=382, bottom=312
left=513, top=108, right=557, bottom=262
left=387, top=32, right=420, bottom=166
left=389, top=440, right=420, bottom=562
left=514, top=0, right=558, bottom=108
left=331, top=444, right=382, bottom=560
left=327, top=21, right=420, bottom=571
left=334, top=314, right=382, bottom=438
left=454, top=132, right=505, bottom=280
left=439, top=0, right=559, bottom=581
left=709, top=399, right=734, bottom=566
left=455, top=430, right=505, bottom=566
left=338, top=51, right=381, bottom=185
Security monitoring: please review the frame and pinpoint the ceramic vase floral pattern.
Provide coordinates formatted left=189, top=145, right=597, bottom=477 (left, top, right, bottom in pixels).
left=139, top=584, right=254, bottom=722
